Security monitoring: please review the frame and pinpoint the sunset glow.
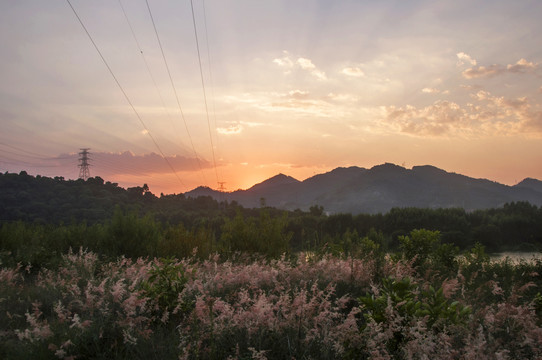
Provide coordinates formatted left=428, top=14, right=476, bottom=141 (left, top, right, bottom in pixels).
left=1, top=1, right=542, bottom=194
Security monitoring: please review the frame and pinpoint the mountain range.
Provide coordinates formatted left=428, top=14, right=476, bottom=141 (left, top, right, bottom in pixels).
left=185, top=163, right=542, bottom=214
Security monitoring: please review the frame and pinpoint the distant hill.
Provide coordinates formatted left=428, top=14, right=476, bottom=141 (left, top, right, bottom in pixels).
left=516, top=178, right=542, bottom=194
left=185, top=163, right=542, bottom=214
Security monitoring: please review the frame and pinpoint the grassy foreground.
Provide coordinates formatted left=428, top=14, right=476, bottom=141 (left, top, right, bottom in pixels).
left=1, top=244, right=542, bottom=359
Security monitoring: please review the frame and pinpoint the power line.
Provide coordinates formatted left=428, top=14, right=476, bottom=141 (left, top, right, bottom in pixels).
left=65, top=0, right=185, bottom=188
left=0, top=158, right=69, bottom=168
left=201, top=0, right=221, bottom=166
left=117, top=0, right=181, bottom=143
left=189, top=0, right=220, bottom=188
left=0, top=142, right=73, bottom=160
left=91, top=152, right=197, bottom=186
left=144, top=0, right=206, bottom=185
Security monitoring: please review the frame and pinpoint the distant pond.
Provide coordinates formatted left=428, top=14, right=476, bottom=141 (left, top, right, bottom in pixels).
left=489, top=252, right=542, bottom=263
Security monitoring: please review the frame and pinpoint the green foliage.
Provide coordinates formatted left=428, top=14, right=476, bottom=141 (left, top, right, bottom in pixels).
left=3, top=171, right=542, bottom=255
left=359, top=277, right=421, bottom=324
left=359, top=277, right=471, bottom=355
left=534, top=292, right=542, bottom=322
left=105, top=207, right=161, bottom=258
left=159, top=223, right=214, bottom=259
left=141, top=258, right=191, bottom=314
left=359, top=276, right=471, bottom=328
left=420, top=285, right=471, bottom=328
left=399, top=229, right=440, bottom=268
left=462, top=242, right=490, bottom=275
left=431, top=242, right=460, bottom=274
left=220, top=210, right=291, bottom=257
left=395, top=229, right=461, bottom=276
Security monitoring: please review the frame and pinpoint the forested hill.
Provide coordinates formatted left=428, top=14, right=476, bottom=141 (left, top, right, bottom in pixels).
left=2, top=171, right=542, bottom=254
left=0, top=171, right=240, bottom=225
left=186, top=163, right=542, bottom=214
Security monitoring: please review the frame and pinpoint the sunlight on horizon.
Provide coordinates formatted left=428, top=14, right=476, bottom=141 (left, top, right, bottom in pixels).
left=1, top=1, right=542, bottom=194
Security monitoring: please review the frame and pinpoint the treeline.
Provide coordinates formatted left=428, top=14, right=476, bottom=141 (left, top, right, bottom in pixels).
left=1, top=172, right=542, bottom=268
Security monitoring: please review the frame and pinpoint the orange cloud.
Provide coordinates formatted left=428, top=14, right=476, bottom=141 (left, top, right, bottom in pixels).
left=386, top=101, right=467, bottom=136
left=91, top=151, right=210, bottom=176
left=341, top=66, right=365, bottom=77
left=462, top=58, right=538, bottom=79
left=384, top=91, right=542, bottom=137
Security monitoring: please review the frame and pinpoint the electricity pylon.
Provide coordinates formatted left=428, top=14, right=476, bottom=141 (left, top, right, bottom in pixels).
left=78, top=148, right=91, bottom=180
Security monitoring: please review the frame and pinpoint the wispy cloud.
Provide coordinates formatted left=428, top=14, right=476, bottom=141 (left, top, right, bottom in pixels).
left=462, top=58, right=539, bottom=79
left=224, top=90, right=348, bottom=118
left=341, top=66, right=365, bottom=77
left=272, top=51, right=294, bottom=72
left=91, top=151, right=210, bottom=175
left=383, top=89, right=542, bottom=137
left=422, top=87, right=440, bottom=94
left=296, top=57, right=327, bottom=80
left=215, top=120, right=265, bottom=136
left=456, top=52, right=477, bottom=66
left=385, top=101, right=467, bottom=136
left=469, top=90, right=542, bottom=133
left=217, top=124, right=243, bottom=135
left=272, top=52, right=327, bottom=80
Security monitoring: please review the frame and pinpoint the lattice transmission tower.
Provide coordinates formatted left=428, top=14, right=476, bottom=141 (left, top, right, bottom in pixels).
left=78, top=148, right=91, bottom=180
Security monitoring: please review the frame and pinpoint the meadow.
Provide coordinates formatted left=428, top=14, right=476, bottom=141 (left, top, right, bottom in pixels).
left=2, top=174, right=542, bottom=358
left=2, top=231, right=542, bottom=359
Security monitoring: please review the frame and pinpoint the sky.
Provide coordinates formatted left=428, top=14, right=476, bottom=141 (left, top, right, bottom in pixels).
left=1, top=0, right=542, bottom=194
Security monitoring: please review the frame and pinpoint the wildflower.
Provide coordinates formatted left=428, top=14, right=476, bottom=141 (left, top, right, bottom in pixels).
left=122, top=329, right=138, bottom=346
left=15, top=311, right=53, bottom=342
left=111, top=279, right=126, bottom=302
left=0, top=263, right=22, bottom=286
left=441, top=278, right=460, bottom=299
left=54, top=349, right=67, bottom=358
left=248, top=347, right=268, bottom=360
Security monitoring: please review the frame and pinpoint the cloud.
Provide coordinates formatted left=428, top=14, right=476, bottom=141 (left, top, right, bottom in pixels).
left=272, top=53, right=327, bottom=80
left=462, top=64, right=504, bottom=79
left=385, top=101, right=467, bottom=136
left=383, top=89, right=542, bottom=137
left=297, top=58, right=327, bottom=80
left=297, top=57, right=316, bottom=70
left=462, top=58, right=539, bottom=79
left=217, top=124, right=243, bottom=135
left=456, top=52, right=477, bottom=66
left=224, top=91, right=346, bottom=118
left=287, top=89, right=310, bottom=99
left=270, top=90, right=335, bottom=115
left=422, top=87, right=440, bottom=94
left=507, top=58, right=538, bottom=73
left=273, top=52, right=294, bottom=69
left=522, top=109, right=542, bottom=131
left=326, top=92, right=359, bottom=103
left=91, top=151, right=210, bottom=176
left=215, top=120, right=264, bottom=136
left=468, top=90, right=542, bottom=133
left=341, top=66, right=365, bottom=77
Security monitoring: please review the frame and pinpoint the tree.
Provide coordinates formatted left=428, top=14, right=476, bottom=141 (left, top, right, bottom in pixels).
left=399, top=229, right=440, bottom=269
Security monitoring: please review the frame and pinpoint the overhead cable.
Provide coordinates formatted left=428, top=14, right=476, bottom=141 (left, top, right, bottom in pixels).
left=65, top=0, right=185, bottom=188
left=189, top=0, right=220, bottom=188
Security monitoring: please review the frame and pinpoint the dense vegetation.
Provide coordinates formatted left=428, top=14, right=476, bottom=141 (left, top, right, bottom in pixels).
left=2, top=171, right=542, bottom=358
left=1, top=234, right=542, bottom=359
left=1, top=171, right=542, bottom=268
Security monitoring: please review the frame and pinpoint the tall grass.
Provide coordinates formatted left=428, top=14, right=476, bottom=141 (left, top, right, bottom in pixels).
left=1, top=248, right=541, bottom=359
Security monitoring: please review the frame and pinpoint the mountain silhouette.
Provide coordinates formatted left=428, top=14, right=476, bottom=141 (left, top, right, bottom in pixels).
left=185, top=163, right=542, bottom=214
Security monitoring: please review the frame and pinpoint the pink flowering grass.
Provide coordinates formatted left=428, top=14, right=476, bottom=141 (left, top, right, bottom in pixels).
left=1, top=248, right=542, bottom=359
